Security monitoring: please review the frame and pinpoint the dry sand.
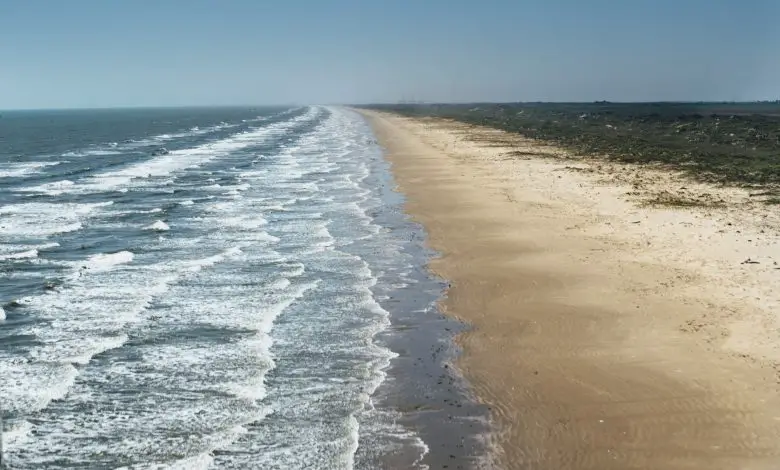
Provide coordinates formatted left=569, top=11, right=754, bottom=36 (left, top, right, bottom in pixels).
left=358, top=109, right=780, bottom=470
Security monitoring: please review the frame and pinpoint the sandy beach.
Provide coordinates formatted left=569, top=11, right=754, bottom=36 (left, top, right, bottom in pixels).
left=359, top=109, right=780, bottom=470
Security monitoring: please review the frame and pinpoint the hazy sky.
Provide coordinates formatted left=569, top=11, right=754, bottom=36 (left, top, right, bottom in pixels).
left=2, top=0, right=779, bottom=109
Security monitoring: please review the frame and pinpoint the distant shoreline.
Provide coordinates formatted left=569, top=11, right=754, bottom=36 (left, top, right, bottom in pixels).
left=365, top=102, right=780, bottom=192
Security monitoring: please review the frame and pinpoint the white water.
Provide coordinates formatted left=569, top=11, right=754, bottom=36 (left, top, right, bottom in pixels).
left=146, top=220, right=170, bottom=231
left=0, top=161, right=60, bottom=178
left=0, top=107, right=430, bottom=469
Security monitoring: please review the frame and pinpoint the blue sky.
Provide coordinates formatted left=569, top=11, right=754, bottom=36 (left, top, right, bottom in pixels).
left=1, top=0, right=779, bottom=108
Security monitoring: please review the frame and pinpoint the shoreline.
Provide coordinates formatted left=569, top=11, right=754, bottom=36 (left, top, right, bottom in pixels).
left=360, top=109, right=780, bottom=469
left=363, top=117, right=492, bottom=469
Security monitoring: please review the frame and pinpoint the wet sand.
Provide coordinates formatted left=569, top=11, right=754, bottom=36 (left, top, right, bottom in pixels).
left=366, top=168, right=491, bottom=469
left=359, top=109, right=780, bottom=470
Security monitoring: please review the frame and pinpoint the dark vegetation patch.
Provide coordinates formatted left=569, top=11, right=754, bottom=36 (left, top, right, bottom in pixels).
left=640, top=190, right=726, bottom=208
left=361, top=102, right=780, bottom=189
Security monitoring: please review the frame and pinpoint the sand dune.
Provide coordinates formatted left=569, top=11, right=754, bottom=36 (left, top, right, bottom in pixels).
left=359, top=109, right=780, bottom=470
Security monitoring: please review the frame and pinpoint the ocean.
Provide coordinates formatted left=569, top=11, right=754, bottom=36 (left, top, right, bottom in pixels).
left=0, top=106, right=487, bottom=469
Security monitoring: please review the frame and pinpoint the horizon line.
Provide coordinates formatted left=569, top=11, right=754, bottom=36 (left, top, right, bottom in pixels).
left=3, top=99, right=780, bottom=113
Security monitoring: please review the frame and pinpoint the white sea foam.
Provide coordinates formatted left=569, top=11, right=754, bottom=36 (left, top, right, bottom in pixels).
left=146, top=220, right=170, bottom=231
left=13, top=112, right=319, bottom=198
left=266, top=277, right=291, bottom=290
left=3, top=420, right=34, bottom=449
left=6, top=243, right=275, bottom=464
left=27, top=334, right=131, bottom=366
left=117, top=207, right=163, bottom=215
left=72, top=109, right=321, bottom=194
left=0, top=201, right=111, bottom=239
left=0, top=243, right=55, bottom=258
left=0, top=200, right=112, bottom=216
left=126, top=452, right=216, bottom=470
left=179, top=199, right=195, bottom=206
left=0, top=306, right=5, bottom=321
left=0, top=249, right=38, bottom=260
left=83, top=251, right=134, bottom=272
left=56, top=120, right=235, bottom=164
left=66, top=123, right=224, bottom=157
left=218, top=215, right=267, bottom=230
left=123, top=127, right=204, bottom=148
left=83, top=149, right=121, bottom=156
left=181, top=246, right=243, bottom=272
left=6, top=245, right=248, bottom=430
left=0, top=161, right=60, bottom=178
left=0, top=362, right=79, bottom=416
left=17, top=179, right=75, bottom=195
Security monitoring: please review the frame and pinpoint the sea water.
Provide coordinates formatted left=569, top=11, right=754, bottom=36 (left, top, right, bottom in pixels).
left=0, top=106, right=444, bottom=468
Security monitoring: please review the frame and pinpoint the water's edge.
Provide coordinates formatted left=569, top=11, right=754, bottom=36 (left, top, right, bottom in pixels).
left=360, top=113, right=492, bottom=469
